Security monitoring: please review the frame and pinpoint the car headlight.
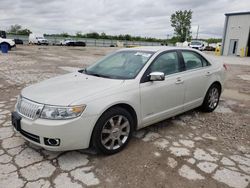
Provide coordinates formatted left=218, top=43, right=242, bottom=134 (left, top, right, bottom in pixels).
left=40, top=105, right=86, bottom=120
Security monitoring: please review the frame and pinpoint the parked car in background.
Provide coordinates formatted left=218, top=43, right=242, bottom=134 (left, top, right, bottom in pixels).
left=29, top=34, right=49, bottom=45
left=0, top=30, right=7, bottom=38
left=60, top=38, right=86, bottom=46
left=73, top=41, right=86, bottom=47
left=189, top=40, right=205, bottom=51
left=12, top=47, right=226, bottom=155
left=0, top=37, right=15, bottom=50
left=204, top=46, right=215, bottom=51
left=14, top=39, right=24, bottom=45
left=60, top=38, right=75, bottom=45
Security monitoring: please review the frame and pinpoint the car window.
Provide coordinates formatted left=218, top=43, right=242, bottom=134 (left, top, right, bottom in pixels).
left=182, top=51, right=211, bottom=69
left=182, top=51, right=203, bottom=70
left=86, top=51, right=153, bottom=79
left=150, top=51, right=180, bottom=75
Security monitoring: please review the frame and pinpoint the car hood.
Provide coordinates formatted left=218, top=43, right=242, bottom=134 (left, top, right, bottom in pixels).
left=38, top=39, right=48, bottom=42
left=1, top=38, right=15, bottom=46
left=190, top=45, right=202, bottom=47
left=21, top=72, right=124, bottom=106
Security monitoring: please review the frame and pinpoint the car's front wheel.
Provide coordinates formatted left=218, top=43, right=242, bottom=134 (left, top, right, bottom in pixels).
left=92, top=107, right=134, bottom=155
left=201, top=83, right=221, bottom=112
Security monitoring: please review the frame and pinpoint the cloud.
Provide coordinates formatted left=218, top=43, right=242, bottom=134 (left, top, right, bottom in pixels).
left=0, top=0, right=249, bottom=38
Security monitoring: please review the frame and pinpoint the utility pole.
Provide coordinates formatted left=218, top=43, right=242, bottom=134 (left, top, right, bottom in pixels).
left=196, top=25, right=199, bottom=40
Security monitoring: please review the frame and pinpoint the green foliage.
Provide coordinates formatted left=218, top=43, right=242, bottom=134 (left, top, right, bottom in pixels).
left=86, top=32, right=100, bottom=38
left=7, top=24, right=32, bottom=35
left=8, top=24, right=22, bottom=33
left=205, top=38, right=222, bottom=44
left=17, top=29, right=32, bottom=35
left=166, top=36, right=180, bottom=45
left=61, top=32, right=70, bottom=37
left=75, top=31, right=83, bottom=37
left=45, top=32, right=164, bottom=42
left=171, top=10, right=192, bottom=42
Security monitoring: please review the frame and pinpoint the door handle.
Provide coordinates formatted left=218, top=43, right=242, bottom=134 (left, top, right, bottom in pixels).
left=175, top=77, right=184, bottom=84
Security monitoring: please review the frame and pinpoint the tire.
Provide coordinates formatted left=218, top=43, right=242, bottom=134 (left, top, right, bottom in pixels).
left=201, top=83, right=221, bottom=112
left=92, top=107, right=134, bottom=155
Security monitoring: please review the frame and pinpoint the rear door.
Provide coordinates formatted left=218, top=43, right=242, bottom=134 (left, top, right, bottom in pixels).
left=179, top=50, right=212, bottom=110
left=139, top=50, right=185, bottom=127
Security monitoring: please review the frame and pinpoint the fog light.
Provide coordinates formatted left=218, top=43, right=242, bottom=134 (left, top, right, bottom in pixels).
left=44, top=138, right=60, bottom=146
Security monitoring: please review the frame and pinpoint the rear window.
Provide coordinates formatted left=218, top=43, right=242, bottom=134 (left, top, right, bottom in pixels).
left=182, top=51, right=210, bottom=70
left=191, top=41, right=202, bottom=45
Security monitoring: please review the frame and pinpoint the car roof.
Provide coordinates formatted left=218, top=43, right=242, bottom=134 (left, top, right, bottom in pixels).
left=119, top=46, right=199, bottom=53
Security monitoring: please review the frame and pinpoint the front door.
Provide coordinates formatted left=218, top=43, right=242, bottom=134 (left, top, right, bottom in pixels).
left=228, top=39, right=238, bottom=55
left=140, top=51, right=185, bottom=127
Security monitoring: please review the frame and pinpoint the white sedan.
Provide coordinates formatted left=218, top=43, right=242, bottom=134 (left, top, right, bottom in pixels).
left=12, top=47, right=226, bottom=154
left=59, top=38, right=75, bottom=45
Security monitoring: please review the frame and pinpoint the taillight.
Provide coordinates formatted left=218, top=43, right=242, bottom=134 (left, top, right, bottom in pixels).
left=223, top=64, right=228, bottom=71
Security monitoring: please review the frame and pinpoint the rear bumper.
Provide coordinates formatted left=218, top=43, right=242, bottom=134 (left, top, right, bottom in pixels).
left=13, top=112, right=98, bottom=151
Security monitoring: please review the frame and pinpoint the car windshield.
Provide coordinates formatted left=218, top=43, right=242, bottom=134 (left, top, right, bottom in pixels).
left=191, top=41, right=202, bottom=45
left=84, top=51, right=154, bottom=79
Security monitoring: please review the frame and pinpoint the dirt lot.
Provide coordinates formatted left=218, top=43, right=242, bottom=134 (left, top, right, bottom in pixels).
left=0, top=45, right=250, bottom=188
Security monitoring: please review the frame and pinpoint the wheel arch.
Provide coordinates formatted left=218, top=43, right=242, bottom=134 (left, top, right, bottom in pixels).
left=0, top=42, right=11, bottom=49
left=210, top=81, right=222, bottom=93
left=89, top=102, right=138, bottom=148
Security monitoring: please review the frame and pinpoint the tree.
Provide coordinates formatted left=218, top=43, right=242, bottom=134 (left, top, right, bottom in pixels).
left=206, top=38, right=222, bottom=44
left=124, top=34, right=132, bottom=41
left=61, top=32, right=69, bottom=37
left=170, top=10, right=192, bottom=42
left=9, top=24, right=22, bottom=33
left=8, top=24, right=32, bottom=35
left=86, top=32, right=99, bottom=39
left=100, top=32, right=107, bottom=39
left=76, top=31, right=83, bottom=37
left=17, top=28, right=32, bottom=35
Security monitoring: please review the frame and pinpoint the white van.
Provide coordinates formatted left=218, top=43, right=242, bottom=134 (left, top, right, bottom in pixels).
left=29, top=34, right=49, bottom=45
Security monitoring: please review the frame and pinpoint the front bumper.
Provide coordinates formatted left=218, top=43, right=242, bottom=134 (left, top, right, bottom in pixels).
left=12, top=111, right=98, bottom=151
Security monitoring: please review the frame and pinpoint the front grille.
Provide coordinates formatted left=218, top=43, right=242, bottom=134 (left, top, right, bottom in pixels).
left=17, top=97, right=44, bottom=120
left=20, top=129, right=40, bottom=143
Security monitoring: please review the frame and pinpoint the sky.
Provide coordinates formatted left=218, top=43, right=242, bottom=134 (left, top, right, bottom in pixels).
left=0, top=0, right=249, bottom=39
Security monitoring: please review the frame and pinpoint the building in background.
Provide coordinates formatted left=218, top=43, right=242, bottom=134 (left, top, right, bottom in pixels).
left=221, top=11, right=250, bottom=56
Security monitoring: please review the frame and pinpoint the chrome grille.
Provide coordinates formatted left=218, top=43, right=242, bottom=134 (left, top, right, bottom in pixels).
left=17, top=97, right=44, bottom=120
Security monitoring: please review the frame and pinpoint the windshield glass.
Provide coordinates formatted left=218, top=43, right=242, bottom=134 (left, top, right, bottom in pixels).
left=85, top=51, right=154, bottom=79
left=191, top=41, right=202, bottom=45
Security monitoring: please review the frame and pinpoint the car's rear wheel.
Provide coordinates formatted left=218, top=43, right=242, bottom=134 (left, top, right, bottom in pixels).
left=92, top=107, right=134, bottom=155
left=201, top=83, right=221, bottom=112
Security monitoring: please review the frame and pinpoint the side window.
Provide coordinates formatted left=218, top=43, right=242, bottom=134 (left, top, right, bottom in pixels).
left=150, top=52, right=179, bottom=75
left=202, top=57, right=211, bottom=66
left=182, top=51, right=203, bottom=70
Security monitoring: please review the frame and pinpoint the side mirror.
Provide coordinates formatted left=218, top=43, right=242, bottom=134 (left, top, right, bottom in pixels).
left=149, top=72, right=165, bottom=81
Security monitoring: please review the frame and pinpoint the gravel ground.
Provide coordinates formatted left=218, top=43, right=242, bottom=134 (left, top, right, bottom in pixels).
left=0, top=45, right=250, bottom=188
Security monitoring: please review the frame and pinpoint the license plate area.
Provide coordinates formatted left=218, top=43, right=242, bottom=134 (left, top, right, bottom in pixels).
left=11, top=112, right=22, bottom=131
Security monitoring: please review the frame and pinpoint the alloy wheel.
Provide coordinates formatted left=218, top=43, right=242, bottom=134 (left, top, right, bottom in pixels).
left=208, top=87, right=219, bottom=109
left=101, top=115, right=130, bottom=150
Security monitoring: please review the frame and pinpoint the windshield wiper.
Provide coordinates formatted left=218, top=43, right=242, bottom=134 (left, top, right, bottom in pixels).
left=89, top=73, right=111, bottom=78
left=78, top=68, right=88, bottom=74
left=79, top=69, right=111, bottom=78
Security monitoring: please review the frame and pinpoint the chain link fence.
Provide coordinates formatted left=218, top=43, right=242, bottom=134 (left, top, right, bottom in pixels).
left=7, top=34, right=162, bottom=47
